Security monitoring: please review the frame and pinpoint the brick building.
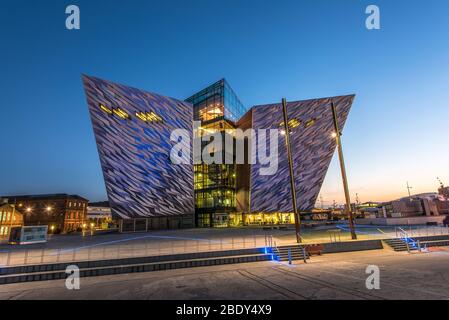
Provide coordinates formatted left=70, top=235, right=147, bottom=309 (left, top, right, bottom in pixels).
left=2, top=194, right=88, bottom=233
left=0, top=202, right=24, bottom=238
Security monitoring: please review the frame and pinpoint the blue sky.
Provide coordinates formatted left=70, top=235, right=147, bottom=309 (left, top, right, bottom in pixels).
left=1, top=0, right=448, bottom=203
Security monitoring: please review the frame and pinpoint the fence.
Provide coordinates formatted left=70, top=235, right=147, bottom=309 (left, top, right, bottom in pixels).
left=0, top=234, right=274, bottom=267
left=394, top=225, right=449, bottom=238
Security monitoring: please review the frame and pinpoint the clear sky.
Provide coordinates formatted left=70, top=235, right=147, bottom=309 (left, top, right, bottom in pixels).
left=1, top=0, right=448, bottom=204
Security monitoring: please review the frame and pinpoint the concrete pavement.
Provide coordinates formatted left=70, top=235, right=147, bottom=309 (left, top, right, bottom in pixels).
left=2, top=248, right=449, bottom=300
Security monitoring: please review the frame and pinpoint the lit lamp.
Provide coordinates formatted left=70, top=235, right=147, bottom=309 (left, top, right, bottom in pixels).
left=330, top=101, right=357, bottom=240
left=49, top=225, right=55, bottom=239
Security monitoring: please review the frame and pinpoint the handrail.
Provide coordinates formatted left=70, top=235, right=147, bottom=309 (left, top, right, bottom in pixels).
left=272, top=237, right=280, bottom=261
left=397, top=227, right=421, bottom=252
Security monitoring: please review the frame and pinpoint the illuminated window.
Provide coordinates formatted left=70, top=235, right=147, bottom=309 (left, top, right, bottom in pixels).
left=99, top=103, right=112, bottom=114
left=113, top=108, right=130, bottom=120
left=280, top=118, right=301, bottom=129
left=304, top=118, right=316, bottom=128
left=135, top=111, right=163, bottom=123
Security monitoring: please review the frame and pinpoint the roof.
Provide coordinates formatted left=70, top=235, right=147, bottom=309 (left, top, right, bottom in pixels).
left=88, top=201, right=109, bottom=207
left=1, top=194, right=89, bottom=202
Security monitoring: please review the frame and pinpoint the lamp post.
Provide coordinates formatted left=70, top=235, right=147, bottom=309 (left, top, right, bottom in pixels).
left=331, top=101, right=357, bottom=240
left=282, top=98, right=301, bottom=243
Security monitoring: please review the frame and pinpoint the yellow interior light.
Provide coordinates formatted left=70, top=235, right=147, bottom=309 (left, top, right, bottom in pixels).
left=99, top=104, right=112, bottom=114
left=305, top=119, right=316, bottom=128
left=113, top=108, right=130, bottom=120
left=279, top=118, right=301, bottom=129
left=135, top=111, right=163, bottom=123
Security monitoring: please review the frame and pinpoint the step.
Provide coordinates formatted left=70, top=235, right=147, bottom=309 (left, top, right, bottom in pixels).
left=0, top=253, right=273, bottom=285
left=0, top=247, right=266, bottom=276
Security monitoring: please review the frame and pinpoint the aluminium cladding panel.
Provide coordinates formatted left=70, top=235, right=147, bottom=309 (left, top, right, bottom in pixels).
left=83, top=75, right=194, bottom=219
left=250, top=95, right=355, bottom=213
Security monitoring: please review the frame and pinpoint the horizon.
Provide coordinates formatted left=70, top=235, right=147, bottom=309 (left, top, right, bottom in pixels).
left=1, top=0, right=448, bottom=204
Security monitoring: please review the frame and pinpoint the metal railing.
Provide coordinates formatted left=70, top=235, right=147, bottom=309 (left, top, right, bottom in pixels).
left=394, top=225, right=449, bottom=238
left=0, top=234, right=275, bottom=267
left=396, top=227, right=421, bottom=253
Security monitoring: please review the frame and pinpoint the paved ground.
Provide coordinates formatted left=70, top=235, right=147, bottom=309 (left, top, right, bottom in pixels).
left=2, top=248, right=449, bottom=300
left=1, top=225, right=448, bottom=266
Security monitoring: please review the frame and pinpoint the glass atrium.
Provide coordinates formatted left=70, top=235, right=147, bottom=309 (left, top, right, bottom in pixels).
left=186, top=79, right=247, bottom=227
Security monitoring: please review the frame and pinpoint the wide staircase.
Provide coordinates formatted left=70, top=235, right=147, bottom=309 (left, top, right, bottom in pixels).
left=0, top=248, right=274, bottom=285
left=273, top=245, right=310, bottom=262
left=383, top=238, right=420, bottom=252
left=384, top=228, right=449, bottom=252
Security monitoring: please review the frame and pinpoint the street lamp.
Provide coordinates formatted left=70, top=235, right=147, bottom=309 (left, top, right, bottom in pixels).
left=331, top=100, right=357, bottom=240
left=282, top=98, right=302, bottom=243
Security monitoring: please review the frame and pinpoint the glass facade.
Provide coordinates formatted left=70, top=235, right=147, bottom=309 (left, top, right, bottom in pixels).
left=186, top=79, right=247, bottom=227
left=187, top=79, right=246, bottom=124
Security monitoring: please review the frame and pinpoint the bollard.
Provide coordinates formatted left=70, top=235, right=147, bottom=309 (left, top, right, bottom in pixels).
left=288, top=248, right=292, bottom=265
left=406, top=242, right=410, bottom=254
left=417, top=240, right=421, bottom=252
left=302, top=246, right=308, bottom=263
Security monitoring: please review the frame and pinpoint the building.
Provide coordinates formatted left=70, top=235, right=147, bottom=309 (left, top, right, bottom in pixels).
left=2, top=194, right=88, bottom=233
left=237, top=95, right=353, bottom=226
left=185, top=79, right=246, bottom=227
left=87, top=201, right=113, bottom=228
left=83, top=75, right=195, bottom=232
left=356, top=190, right=449, bottom=225
left=0, top=202, right=24, bottom=238
left=83, top=76, right=354, bottom=231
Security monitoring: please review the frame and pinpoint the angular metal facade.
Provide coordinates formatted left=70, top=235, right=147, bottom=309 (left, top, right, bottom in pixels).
left=83, top=75, right=194, bottom=220
left=249, top=95, right=355, bottom=213
left=83, top=75, right=355, bottom=225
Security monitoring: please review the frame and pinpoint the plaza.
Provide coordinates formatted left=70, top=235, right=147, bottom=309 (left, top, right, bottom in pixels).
left=2, top=248, right=449, bottom=300
left=1, top=224, right=448, bottom=267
